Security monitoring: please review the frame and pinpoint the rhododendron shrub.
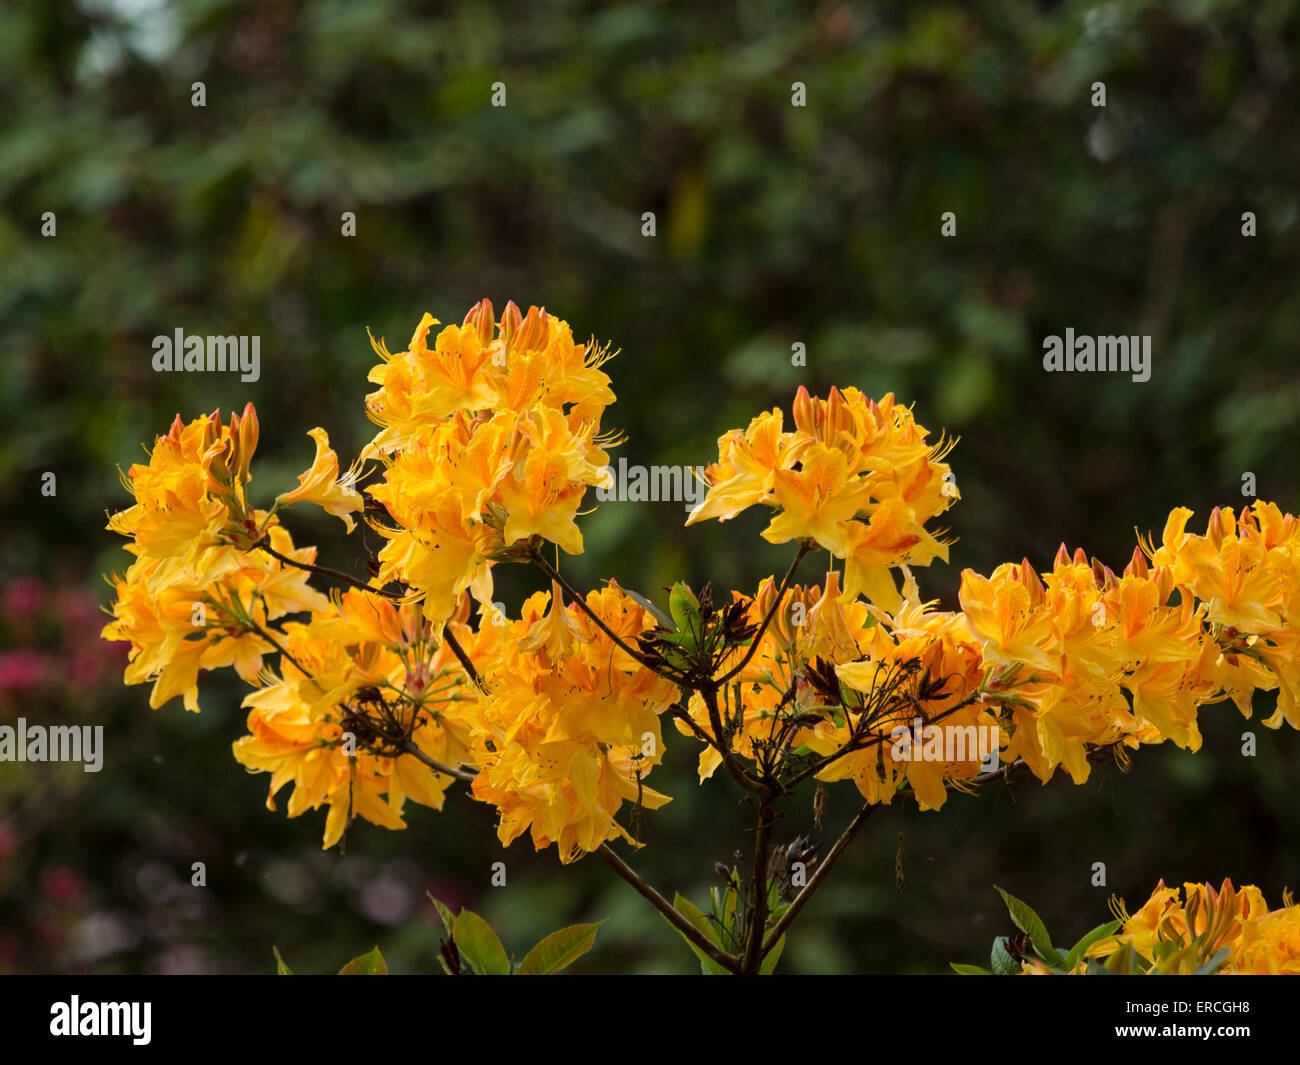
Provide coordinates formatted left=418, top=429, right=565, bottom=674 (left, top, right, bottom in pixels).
left=103, top=300, right=1300, bottom=974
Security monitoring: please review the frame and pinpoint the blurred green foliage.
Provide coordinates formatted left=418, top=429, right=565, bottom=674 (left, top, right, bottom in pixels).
left=1, top=0, right=1298, bottom=974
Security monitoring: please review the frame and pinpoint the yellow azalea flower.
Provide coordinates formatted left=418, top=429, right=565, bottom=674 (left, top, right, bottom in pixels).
left=109, top=411, right=240, bottom=561
left=958, top=561, right=1058, bottom=675
left=231, top=590, right=476, bottom=847
left=841, top=497, right=929, bottom=611
left=1145, top=501, right=1300, bottom=731
left=362, top=299, right=617, bottom=458
left=369, top=494, right=498, bottom=625
left=822, top=600, right=1001, bottom=810
left=1089, top=879, right=1291, bottom=974
left=761, top=443, right=873, bottom=556
left=463, top=584, right=676, bottom=861
left=360, top=303, right=621, bottom=615
left=515, top=579, right=592, bottom=661
left=101, top=519, right=332, bottom=712
left=497, top=407, right=608, bottom=554
left=954, top=534, right=1237, bottom=786
left=276, top=427, right=364, bottom=531
left=686, top=410, right=805, bottom=524
left=690, top=387, right=957, bottom=601
left=1232, top=896, right=1300, bottom=974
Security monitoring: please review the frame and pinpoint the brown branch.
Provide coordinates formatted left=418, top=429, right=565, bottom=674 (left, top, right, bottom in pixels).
left=717, top=543, right=810, bottom=685
left=258, top=541, right=407, bottom=601
left=598, top=843, right=740, bottom=974
left=665, top=700, right=725, bottom=755
left=762, top=801, right=877, bottom=955
left=781, top=689, right=987, bottom=793
left=701, top=684, right=765, bottom=794
left=529, top=550, right=669, bottom=674
left=395, top=737, right=477, bottom=783
left=441, top=626, right=488, bottom=695
left=248, top=620, right=311, bottom=679
left=741, top=791, right=776, bottom=974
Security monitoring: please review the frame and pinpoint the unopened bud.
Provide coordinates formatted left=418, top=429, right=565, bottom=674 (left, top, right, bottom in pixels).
left=825, top=386, right=847, bottom=443
left=500, top=300, right=523, bottom=351
left=464, top=298, right=495, bottom=345
left=1124, top=545, right=1148, bottom=580
left=792, top=385, right=817, bottom=438
left=1207, top=507, right=1227, bottom=547
left=513, top=305, right=548, bottom=354
left=236, top=402, right=258, bottom=484
left=1091, top=557, right=1116, bottom=588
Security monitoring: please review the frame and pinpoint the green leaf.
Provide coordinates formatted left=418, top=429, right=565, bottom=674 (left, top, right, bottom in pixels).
left=1103, top=942, right=1137, bottom=973
left=516, top=922, right=604, bottom=975
left=1064, top=919, right=1122, bottom=970
left=673, top=893, right=719, bottom=942
left=453, top=909, right=511, bottom=975
left=622, top=587, right=674, bottom=630
left=664, top=893, right=728, bottom=975
left=272, top=945, right=293, bottom=975
left=337, top=946, right=387, bottom=975
left=760, top=934, right=786, bottom=975
left=990, top=936, right=1019, bottom=975
left=950, top=963, right=991, bottom=975
left=669, top=927, right=728, bottom=975
left=994, top=886, right=1064, bottom=966
left=668, top=583, right=701, bottom=648
left=1193, top=946, right=1232, bottom=976
left=426, top=892, right=457, bottom=935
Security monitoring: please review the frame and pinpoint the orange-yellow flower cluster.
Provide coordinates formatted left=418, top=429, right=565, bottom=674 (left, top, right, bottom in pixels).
left=687, top=387, right=957, bottom=612
left=1084, top=879, right=1300, bottom=974
left=102, top=406, right=345, bottom=712
left=673, top=571, right=1002, bottom=811
left=362, top=300, right=619, bottom=624
left=232, top=589, right=472, bottom=847
left=956, top=500, right=1300, bottom=790
left=824, top=595, right=1001, bottom=810
left=462, top=582, right=677, bottom=862
left=958, top=544, right=1217, bottom=785
left=1151, top=503, right=1300, bottom=728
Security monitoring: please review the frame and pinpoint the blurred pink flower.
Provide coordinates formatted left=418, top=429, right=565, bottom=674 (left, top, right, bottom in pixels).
left=40, top=865, right=84, bottom=907
left=72, top=647, right=110, bottom=686
left=0, top=650, right=53, bottom=691
left=3, top=577, right=44, bottom=620
left=55, top=587, right=102, bottom=633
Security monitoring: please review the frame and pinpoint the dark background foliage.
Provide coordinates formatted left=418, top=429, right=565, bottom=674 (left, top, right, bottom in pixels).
left=1, top=0, right=1297, bottom=973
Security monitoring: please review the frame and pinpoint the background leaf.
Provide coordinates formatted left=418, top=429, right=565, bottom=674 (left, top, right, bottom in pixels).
left=337, top=946, right=387, bottom=975
left=453, top=910, right=511, bottom=976
left=516, top=921, right=604, bottom=975
left=994, top=886, right=1063, bottom=966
